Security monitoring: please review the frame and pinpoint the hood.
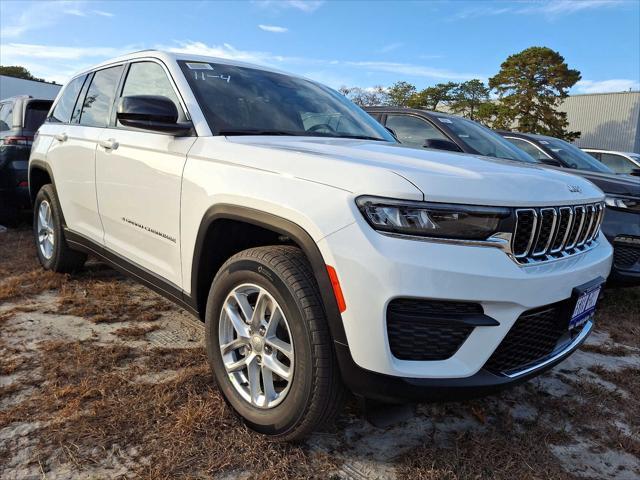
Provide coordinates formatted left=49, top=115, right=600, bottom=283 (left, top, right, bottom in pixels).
left=548, top=167, right=640, bottom=197
left=225, top=136, right=606, bottom=206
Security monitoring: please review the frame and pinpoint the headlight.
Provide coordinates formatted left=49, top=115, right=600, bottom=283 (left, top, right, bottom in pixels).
left=356, top=196, right=511, bottom=240
left=605, top=195, right=640, bottom=212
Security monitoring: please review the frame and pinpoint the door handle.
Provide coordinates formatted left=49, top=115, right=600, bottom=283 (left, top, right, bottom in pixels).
left=99, top=138, right=118, bottom=150
left=54, top=133, right=68, bottom=142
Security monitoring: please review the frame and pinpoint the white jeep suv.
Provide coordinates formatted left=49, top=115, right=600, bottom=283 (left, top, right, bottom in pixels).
left=30, top=50, right=612, bottom=440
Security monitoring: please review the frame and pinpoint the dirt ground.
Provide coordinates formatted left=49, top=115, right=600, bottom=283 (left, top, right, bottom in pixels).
left=1, top=224, right=639, bottom=480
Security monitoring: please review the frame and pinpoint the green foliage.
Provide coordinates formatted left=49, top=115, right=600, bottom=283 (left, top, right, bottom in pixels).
left=410, top=82, right=458, bottom=110
left=449, top=80, right=491, bottom=120
left=0, top=65, right=45, bottom=82
left=386, top=81, right=417, bottom=107
left=339, top=85, right=388, bottom=106
left=489, top=46, right=581, bottom=140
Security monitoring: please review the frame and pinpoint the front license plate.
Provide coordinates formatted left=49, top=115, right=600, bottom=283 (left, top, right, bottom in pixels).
left=569, top=284, right=601, bottom=330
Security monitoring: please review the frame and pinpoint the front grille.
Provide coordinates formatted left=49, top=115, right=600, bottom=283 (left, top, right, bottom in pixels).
left=512, top=203, right=604, bottom=264
left=387, top=299, right=483, bottom=361
left=613, top=244, right=640, bottom=268
left=484, top=304, right=568, bottom=374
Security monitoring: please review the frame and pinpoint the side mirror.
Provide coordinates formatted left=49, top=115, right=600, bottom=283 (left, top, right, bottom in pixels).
left=540, top=158, right=563, bottom=167
left=424, top=138, right=462, bottom=152
left=629, top=168, right=640, bottom=177
left=116, top=95, right=192, bottom=135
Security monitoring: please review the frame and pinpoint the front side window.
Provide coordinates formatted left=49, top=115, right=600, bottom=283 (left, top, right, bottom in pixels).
left=179, top=61, right=394, bottom=141
left=119, top=62, right=185, bottom=126
left=600, top=153, right=637, bottom=174
left=434, top=116, right=536, bottom=163
left=505, top=137, right=549, bottom=161
left=0, top=102, right=13, bottom=131
left=50, top=75, right=86, bottom=124
left=385, top=114, right=448, bottom=148
left=79, top=66, right=123, bottom=127
left=538, top=137, right=613, bottom=174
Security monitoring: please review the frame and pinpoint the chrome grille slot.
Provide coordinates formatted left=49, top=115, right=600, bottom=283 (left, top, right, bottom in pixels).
left=565, top=206, right=585, bottom=250
left=532, top=208, right=557, bottom=256
left=513, top=209, right=537, bottom=258
left=511, top=202, right=604, bottom=264
left=550, top=207, right=572, bottom=253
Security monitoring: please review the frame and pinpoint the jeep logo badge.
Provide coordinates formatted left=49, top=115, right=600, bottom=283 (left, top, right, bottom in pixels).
left=568, top=185, right=582, bottom=193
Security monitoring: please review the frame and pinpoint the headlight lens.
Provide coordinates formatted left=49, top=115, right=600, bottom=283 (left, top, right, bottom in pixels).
left=356, top=196, right=511, bottom=240
left=605, top=195, right=640, bottom=212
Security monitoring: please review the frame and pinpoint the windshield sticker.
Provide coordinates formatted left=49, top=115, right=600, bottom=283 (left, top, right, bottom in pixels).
left=438, top=118, right=453, bottom=123
left=207, top=73, right=231, bottom=83
left=186, top=62, right=213, bottom=70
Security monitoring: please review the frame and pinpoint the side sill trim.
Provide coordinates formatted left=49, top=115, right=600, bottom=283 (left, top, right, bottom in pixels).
left=64, top=229, right=199, bottom=317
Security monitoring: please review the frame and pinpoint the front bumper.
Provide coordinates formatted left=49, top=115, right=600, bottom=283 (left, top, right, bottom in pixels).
left=318, top=214, right=612, bottom=393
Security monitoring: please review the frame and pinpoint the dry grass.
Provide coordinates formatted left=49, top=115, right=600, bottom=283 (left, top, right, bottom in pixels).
left=0, top=341, right=339, bottom=479
left=597, top=287, right=640, bottom=347
left=113, top=324, right=161, bottom=339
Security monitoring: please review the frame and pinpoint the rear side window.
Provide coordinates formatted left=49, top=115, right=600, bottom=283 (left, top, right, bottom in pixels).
left=0, top=102, right=14, bottom=131
left=50, top=75, right=86, bottom=124
left=385, top=114, right=447, bottom=148
left=24, top=101, right=53, bottom=131
left=119, top=61, right=184, bottom=124
left=79, top=66, right=123, bottom=127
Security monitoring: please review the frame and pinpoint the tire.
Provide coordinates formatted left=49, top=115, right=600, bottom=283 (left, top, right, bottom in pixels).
left=33, top=184, right=87, bottom=272
left=205, top=245, right=344, bottom=441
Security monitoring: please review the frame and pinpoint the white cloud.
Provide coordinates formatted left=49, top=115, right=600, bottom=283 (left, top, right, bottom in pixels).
left=93, top=10, right=115, bottom=17
left=253, top=0, right=324, bottom=13
left=344, top=61, right=483, bottom=81
left=1, top=1, right=114, bottom=39
left=575, top=79, right=640, bottom=94
left=379, top=42, right=403, bottom=54
left=258, top=24, right=288, bottom=33
left=453, top=0, right=625, bottom=20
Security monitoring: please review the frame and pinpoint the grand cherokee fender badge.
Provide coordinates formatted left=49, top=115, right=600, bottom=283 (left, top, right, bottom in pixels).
left=121, top=217, right=176, bottom=243
left=567, top=185, right=582, bottom=193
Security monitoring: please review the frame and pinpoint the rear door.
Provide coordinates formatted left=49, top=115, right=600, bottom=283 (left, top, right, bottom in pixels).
left=42, top=69, right=122, bottom=243
left=95, top=60, right=196, bottom=287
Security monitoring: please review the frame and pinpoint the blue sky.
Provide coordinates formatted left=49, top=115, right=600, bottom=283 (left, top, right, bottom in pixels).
left=1, top=0, right=639, bottom=94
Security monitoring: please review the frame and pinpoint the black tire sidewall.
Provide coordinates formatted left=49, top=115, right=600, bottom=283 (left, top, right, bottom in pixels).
left=205, top=257, right=315, bottom=436
left=33, top=185, right=63, bottom=270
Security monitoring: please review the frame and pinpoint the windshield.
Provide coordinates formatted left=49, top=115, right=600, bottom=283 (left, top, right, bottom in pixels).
left=433, top=115, right=537, bottom=163
left=179, top=61, right=395, bottom=141
left=538, top=137, right=613, bottom=173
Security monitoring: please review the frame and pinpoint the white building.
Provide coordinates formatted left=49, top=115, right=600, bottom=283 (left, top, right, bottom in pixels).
left=0, top=75, right=61, bottom=101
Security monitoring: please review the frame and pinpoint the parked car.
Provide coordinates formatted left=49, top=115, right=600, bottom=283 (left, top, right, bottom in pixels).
left=582, top=148, right=640, bottom=176
left=497, top=131, right=640, bottom=286
left=364, top=108, right=639, bottom=287
left=0, top=96, right=53, bottom=222
left=30, top=51, right=611, bottom=440
left=365, top=107, right=538, bottom=164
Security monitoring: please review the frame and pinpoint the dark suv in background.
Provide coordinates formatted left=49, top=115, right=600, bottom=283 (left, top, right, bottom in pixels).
left=0, top=96, right=53, bottom=222
left=365, top=107, right=640, bottom=286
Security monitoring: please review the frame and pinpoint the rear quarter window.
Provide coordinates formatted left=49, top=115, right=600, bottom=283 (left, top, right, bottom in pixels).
left=50, top=75, right=87, bottom=124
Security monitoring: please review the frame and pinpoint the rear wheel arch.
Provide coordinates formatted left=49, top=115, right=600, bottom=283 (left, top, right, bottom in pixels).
left=190, top=204, right=348, bottom=346
left=29, top=161, right=54, bottom=204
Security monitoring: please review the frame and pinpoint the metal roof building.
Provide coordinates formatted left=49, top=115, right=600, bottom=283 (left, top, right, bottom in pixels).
left=559, top=91, right=640, bottom=153
left=0, top=75, right=61, bottom=101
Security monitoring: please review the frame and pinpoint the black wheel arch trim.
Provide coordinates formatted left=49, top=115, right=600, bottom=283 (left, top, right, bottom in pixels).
left=191, top=204, right=349, bottom=347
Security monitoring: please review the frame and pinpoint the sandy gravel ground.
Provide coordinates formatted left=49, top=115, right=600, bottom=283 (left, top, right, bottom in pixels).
left=1, top=225, right=639, bottom=479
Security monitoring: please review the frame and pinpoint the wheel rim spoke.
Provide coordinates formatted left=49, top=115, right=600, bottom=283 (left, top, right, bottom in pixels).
left=220, top=337, right=247, bottom=355
left=265, top=337, right=293, bottom=360
left=219, top=283, right=294, bottom=409
left=224, top=303, right=249, bottom=338
left=262, top=354, right=291, bottom=381
left=247, top=357, right=261, bottom=405
left=37, top=201, right=54, bottom=260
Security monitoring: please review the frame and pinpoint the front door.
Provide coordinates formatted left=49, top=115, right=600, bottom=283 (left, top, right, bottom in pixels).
left=95, top=60, right=196, bottom=288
